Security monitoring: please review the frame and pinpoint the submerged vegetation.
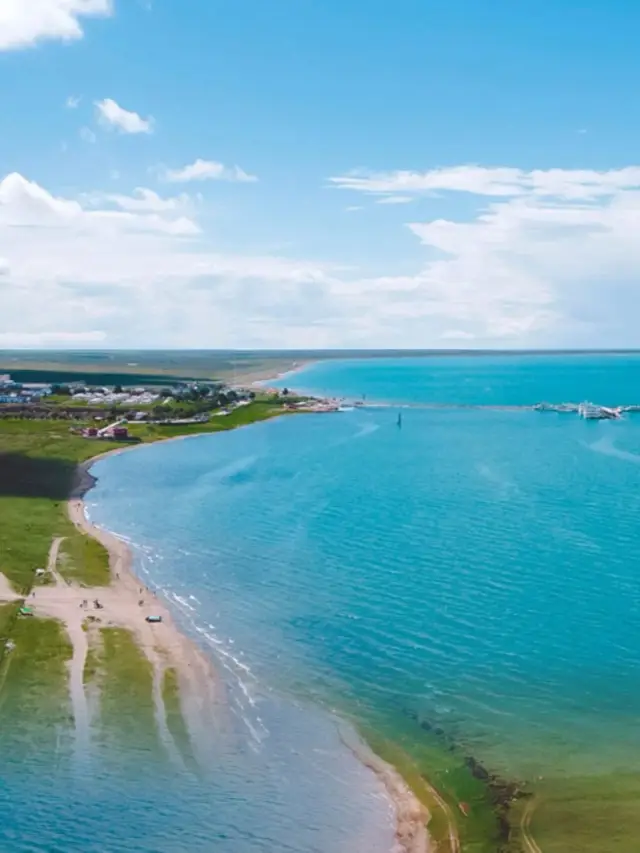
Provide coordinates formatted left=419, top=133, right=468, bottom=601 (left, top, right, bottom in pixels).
left=0, top=614, right=73, bottom=757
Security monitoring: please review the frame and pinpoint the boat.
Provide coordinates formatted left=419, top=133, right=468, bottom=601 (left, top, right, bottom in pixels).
left=578, top=402, right=621, bottom=420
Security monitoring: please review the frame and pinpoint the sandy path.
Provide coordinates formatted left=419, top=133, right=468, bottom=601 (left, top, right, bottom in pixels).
left=422, top=780, right=459, bottom=853
left=521, top=799, right=542, bottom=853
left=45, top=537, right=91, bottom=752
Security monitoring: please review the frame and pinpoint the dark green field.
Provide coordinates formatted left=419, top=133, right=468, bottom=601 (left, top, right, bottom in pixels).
left=6, top=348, right=635, bottom=387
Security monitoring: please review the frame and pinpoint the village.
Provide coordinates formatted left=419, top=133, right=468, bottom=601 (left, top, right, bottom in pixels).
left=0, top=373, right=340, bottom=441
left=0, top=373, right=261, bottom=438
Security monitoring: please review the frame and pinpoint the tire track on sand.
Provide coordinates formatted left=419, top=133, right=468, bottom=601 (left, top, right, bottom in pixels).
left=521, top=798, right=542, bottom=853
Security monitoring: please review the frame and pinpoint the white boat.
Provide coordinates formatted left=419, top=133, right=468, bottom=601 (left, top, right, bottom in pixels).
left=578, top=401, right=620, bottom=420
left=578, top=401, right=600, bottom=419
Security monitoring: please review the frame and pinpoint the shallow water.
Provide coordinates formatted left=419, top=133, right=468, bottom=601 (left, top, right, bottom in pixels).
left=0, top=673, right=396, bottom=853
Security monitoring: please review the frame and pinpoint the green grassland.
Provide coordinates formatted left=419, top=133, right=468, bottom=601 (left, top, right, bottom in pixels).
left=0, top=614, right=73, bottom=756
left=0, top=349, right=304, bottom=384
left=0, top=400, right=286, bottom=593
left=0, top=399, right=288, bottom=757
left=0, top=420, right=109, bottom=591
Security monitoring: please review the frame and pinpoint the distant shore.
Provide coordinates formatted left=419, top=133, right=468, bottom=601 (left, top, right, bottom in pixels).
left=238, top=359, right=315, bottom=390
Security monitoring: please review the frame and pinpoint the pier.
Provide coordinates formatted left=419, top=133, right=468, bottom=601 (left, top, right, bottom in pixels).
left=326, top=398, right=635, bottom=418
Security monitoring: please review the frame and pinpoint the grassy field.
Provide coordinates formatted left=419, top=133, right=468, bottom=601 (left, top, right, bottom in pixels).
left=0, top=421, right=108, bottom=591
left=0, top=614, right=73, bottom=757
left=0, top=350, right=305, bottom=384
left=0, top=399, right=288, bottom=754
left=0, top=400, right=286, bottom=593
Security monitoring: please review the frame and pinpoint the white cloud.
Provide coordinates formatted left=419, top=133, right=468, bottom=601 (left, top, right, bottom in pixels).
left=100, top=187, right=189, bottom=213
left=164, top=158, right=257, bottom=183
left=0, top=331, right=106, bottom=347
left=0, top=172, right=341, bottom=348
left=66, top=95, right=81, bottom=109
left=440, top=330, right=477, bottom=340
left=0, top=0, right=112, bottom=51
left=0, top=172, right=198, bottom=235
left=79, top=126, right=96, bottom=144
left=95, top=98, right=153, bottom=134
left=329, top=165, right=640, bottom=201
left=323, top=163, right=640, bottom=346
left=376, top=195, right=413, bottom=205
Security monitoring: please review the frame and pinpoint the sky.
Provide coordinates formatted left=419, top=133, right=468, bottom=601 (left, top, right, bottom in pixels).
left=2, top=1, right=640, bottom=349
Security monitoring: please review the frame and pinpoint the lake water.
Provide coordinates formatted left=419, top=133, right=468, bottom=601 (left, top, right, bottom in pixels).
left=4, top=354, right=640, bottom=852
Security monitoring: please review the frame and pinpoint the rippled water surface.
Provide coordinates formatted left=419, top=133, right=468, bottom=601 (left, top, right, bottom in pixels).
left=5, top=355, right=640, bottom=851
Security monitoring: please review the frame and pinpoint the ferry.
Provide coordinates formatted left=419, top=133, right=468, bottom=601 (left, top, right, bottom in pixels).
left=578, top=401, right=621, bottom=420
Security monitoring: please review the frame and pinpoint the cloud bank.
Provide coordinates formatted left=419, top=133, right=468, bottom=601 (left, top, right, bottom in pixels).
left=3, top=164, right=640, bottom=348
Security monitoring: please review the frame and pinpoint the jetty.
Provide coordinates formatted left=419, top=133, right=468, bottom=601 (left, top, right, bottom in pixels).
left=315, top=396, right=636, bottom=419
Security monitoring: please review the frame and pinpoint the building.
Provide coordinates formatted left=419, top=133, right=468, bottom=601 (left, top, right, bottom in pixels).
left=0, top=393, right=31, bottom=404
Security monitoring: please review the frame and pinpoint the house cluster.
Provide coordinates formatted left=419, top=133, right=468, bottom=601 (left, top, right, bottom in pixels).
left=79, top=419, right=130, bottom=440
left=0, top=375, right=52, bottom=404
left=70, top=388, right=161, bottom=405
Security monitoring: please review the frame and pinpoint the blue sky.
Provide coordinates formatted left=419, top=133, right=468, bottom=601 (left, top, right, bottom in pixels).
left=2, top=0, right=640, bottom=348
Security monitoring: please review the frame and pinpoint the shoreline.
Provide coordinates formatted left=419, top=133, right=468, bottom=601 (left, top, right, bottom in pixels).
left=70, top=434, right=432, bottom=853
left=249, top=358, right=316, bottom=391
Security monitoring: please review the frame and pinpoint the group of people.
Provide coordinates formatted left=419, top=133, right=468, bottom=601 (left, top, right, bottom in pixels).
left=78, top=598, right=103, bottom=610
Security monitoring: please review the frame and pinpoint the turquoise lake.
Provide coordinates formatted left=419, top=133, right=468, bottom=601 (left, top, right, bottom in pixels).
left=3, top=354, right=640, bottom=851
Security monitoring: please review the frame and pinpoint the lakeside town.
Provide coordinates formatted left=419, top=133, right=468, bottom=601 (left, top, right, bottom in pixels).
left=0, top=373, right=342, bottom=440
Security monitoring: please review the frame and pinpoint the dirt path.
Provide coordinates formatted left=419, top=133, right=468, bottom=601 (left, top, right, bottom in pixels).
left=47, top=536, right=65, bottom=583
left=420, top=779, right=460, bottom=853
left=521, top=799, right=542, bottom=853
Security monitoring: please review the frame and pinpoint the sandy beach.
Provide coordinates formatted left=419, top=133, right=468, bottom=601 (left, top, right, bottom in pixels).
left=0, top=471, right=220, bottom=752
